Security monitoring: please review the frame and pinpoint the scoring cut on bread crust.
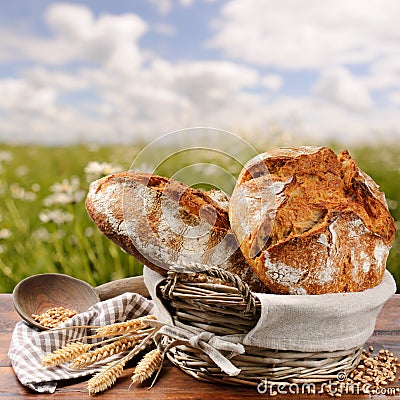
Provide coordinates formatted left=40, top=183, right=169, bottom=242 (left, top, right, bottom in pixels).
left=229, top=146, right=396, bottom=294
left=86, top=171, right=266, bottom=292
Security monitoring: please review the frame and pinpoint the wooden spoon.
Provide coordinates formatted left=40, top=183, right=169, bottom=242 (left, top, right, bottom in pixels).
left=12, top=273, right=149, bottom=330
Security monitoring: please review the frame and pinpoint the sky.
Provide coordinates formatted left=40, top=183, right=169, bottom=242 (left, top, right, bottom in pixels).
left=0, top=0, right=400, bottom=145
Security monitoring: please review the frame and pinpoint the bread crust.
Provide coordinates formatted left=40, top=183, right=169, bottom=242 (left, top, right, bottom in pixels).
left=86, top=171, right=266, bottom=292
left=229, top=146, right=395, bottom=294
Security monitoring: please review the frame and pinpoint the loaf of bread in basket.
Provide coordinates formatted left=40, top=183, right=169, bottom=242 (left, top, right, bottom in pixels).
left=229, top=146, right=396, bottom=295
left=85, top=171, right=266, bottom=292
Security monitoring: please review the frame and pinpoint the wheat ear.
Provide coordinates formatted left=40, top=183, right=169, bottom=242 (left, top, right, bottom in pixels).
left=131, top=348, right=163, bottom=384
left=95, top=315, right=156, bottom=337
left=87, top=360, right=126, bottom=395
left=86, top=328, right=159, bottom=395
left=41, top=342, right=91, bottom=367
left=70, top=336, right=140, bottom=368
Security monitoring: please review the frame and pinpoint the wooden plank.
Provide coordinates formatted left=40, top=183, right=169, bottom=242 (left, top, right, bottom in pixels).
left=1, top=293, right=399, bottom=399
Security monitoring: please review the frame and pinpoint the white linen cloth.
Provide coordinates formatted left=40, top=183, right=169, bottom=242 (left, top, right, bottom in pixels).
left=144, top=266, right=396, bottom=352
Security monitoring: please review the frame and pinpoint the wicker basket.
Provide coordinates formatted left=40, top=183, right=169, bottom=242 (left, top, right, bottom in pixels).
left=157, top=267, right=362, bottom=387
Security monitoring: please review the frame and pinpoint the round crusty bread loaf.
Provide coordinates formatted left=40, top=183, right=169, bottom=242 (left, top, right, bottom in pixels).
left=85, top=171, right=266, bottom=292
left=229, top=146, right=396, bottom=295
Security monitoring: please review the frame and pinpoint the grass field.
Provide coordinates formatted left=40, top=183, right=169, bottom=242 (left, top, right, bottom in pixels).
left=0, top=142, right=399, bottom=293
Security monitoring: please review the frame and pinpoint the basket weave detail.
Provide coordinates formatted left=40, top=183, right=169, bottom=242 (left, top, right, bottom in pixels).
left=158, top=267, right=362, bottom=386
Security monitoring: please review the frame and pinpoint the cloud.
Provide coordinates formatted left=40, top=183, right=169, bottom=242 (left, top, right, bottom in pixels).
left=242, top=95, right=400, bottom=145
left=147, top=0, right=216, bottom=15
left=388, top=91, right=400, bottom=106
left=0, top=28, right=77, bottom=64
left=0, top=44, right=269, bottom=144
left=23, top=67, right=88, bottom=91
left=75, top=59, right=264, bottom=139
left=0, top=77, right=96, bottom=144
left=365, top=57, right=400, bottom=90
left=209, top=0, right=400, bottom=69
left=262, top=74, right=283, bottom=91
left=44, top=2, right=94, bottom=40
left=153, top=22, right=176, bottom=36
left=148, top=0, right=172, bottom=15
left=2, top=57, right=398, bottom=146
left=0, top=79, right=57, bottom=114
left=0, top=3, right=148, bottom=72
left=172, top=61, right=260, bottom=97
left=0, top=1, right=399, bottom=145
left=179, top=0, right=195, bottom=6
left=46, top=3, right=148, bottom=72
left=314, top=67, right=374, bottom=110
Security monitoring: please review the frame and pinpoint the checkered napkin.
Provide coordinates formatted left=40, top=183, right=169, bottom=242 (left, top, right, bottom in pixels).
left=8, top=293, right=154, bottom=393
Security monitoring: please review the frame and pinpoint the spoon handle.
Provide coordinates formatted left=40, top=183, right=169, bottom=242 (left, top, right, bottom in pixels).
left=95, top=276, right=149, bottom=300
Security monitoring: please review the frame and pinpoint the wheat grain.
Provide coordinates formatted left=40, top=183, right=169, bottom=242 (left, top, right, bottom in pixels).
left=70, top=336, right=139, bottom=368
left=131, top=348, right=163, bottom=384
left=95, top=315, right=156, bottom=337
left=325, top=347, right=399, bottom=396
left=32, top=307, right=77, bottom=328
left=87, top=360, right=126, bottom=395
left=41, top=342, right=91, bottom=367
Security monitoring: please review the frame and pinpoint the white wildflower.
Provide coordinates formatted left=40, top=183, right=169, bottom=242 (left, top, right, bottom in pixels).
left=84, top=161, right=123, bottom=182
left=0, top=228, right=12, bottom=239
left=55, top=229, right=66, bottom=239
left=387, top=199, right=398, bottom=211
left=50, top=176, right=80, bottom=194
left=130, top=163, right=154, bottom=174
left=9, top=183, right=25, bottom=199
left=23, top=191, right=36, bottom=201
left=31, top=183, right=41, bottom=192
left=9, top=184, right=36, bottom=201
left=0, top=151, right=12, bottom=163
left=43, top=177, right=85, bottom=206
left=39, top=210, right=74, bottom=225
left=85, top=227, right=94, bottom=237
left=43, top=191, right=85, bottom=206
left=15, top=166, right=28, bottom=177
left=32, top=227, right=51, bottom=241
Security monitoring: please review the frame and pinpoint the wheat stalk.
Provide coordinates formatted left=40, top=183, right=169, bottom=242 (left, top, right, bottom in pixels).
left=131, top=348, right=163, bottom=384
left=86, top=328, right=159, bottom=395
left=41, top=342, right=91, bottom=367
left=87, top=360, right=126, bottom=395
left=70, top=336, right=140, bottom=368
left=95, top=315, right=156, bottom=337
left=40, top=316, right=161, bottom=394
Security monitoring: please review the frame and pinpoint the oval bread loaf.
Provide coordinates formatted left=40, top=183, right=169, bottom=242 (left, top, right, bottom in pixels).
left=86, top=171, right=266, bottom=292
left=229, top=146, right=396, bottom=294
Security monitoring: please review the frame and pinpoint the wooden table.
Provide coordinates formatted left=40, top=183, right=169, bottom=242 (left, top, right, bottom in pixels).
left=1, top=293, right=400, bottom=399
